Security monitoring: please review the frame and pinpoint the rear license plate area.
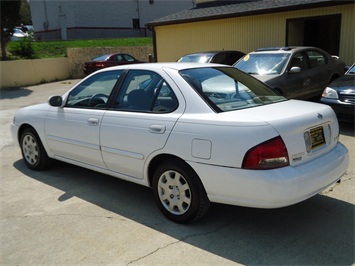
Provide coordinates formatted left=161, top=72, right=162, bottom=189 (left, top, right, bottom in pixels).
left=310, top=126, right=325, bottom=150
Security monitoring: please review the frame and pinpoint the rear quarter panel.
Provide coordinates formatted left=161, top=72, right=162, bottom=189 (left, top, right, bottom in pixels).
left=164, top=113, right=278, bottom=168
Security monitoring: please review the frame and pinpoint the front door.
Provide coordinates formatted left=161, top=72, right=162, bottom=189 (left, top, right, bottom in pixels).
left=45, top=70, right=123, bottom=168
left=282, top=52, right=310, bottom=99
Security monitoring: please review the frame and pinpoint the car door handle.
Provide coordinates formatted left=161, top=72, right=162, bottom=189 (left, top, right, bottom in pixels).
left=149, top=125, right=166, bottom=134
left=88, top=118, right=99, bottom=126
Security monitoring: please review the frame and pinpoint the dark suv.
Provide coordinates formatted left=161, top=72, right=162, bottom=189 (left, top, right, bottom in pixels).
left=234, top=47, right=346, bottom=100
left=177, top=50, right=245, bottom=66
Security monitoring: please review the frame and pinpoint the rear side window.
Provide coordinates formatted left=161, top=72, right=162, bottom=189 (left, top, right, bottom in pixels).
left=180, top=67, right=286, bottom=112
left=306, top=50, right=327, bottom=68
left=123, top=54, right=135, bottom=62
left=115, top=70, right=178, bottom=113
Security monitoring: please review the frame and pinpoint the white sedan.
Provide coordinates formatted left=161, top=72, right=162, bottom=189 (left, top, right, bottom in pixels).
left=11, top=63, right=349, bottom=223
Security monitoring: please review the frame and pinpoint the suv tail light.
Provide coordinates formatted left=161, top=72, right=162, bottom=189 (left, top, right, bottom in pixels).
left=242, top=136, right=289, bottom=170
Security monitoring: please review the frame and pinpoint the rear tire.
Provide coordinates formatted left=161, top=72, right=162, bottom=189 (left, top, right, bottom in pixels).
left=20, top=127, right=51, bottom=170
left=152, top=159, right=210, bottom=223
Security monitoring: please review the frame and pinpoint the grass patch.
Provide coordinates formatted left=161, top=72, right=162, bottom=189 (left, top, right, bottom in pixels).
left=7, top=37, right=152, bottom=59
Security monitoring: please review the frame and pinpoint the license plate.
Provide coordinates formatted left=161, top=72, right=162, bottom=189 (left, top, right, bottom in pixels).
left=310, top=126, right=325, bottom=149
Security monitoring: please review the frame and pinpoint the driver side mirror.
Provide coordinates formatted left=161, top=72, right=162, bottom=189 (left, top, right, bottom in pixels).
left=289, top=66, right=301, bottom=74
left=48, top=95, right=63, bottom=107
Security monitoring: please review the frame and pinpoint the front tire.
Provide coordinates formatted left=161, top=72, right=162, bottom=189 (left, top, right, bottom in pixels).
left=20, top=127, right=51, bottom=170
left=152, top=159, right=210, bottom=223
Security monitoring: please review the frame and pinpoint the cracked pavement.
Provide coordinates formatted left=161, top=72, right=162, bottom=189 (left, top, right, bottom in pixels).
left=1, top=80, right=354, bottom=265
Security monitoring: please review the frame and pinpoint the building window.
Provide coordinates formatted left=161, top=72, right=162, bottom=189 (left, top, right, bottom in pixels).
left=132, top=18, right=140, bottom=29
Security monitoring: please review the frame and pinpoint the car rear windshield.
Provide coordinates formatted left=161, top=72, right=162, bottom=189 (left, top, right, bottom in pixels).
left=180, top=67, right=286, bottom=112
left=235, top=53, right=290, bottom=75
left=93, top=55, right=110, bottom=61
left=347, top=64, right=355, bottom=75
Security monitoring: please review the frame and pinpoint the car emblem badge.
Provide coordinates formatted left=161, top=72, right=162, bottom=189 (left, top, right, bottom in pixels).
left=317, top=113, right=323, bottom=119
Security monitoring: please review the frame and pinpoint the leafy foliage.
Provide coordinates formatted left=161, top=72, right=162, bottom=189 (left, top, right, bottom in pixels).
left=20, top=0, right=32, bottom=25
left=1, top=0, right=21, bottom=59
left=8, top=37, right=36, bottom=59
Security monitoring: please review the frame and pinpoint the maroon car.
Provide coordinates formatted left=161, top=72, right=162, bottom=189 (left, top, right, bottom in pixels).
left=83, top=53, right=145, bottom=75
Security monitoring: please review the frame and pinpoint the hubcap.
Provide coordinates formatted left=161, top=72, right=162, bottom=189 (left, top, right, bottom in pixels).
left=22, top=134, right=39, bottom=165
left=157, top=170, right=191, bottom=215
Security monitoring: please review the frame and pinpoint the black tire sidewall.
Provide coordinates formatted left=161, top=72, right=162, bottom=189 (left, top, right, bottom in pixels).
left=152, top=159, right=208, bottom=224
left=20, top=128, right=49, bottom=170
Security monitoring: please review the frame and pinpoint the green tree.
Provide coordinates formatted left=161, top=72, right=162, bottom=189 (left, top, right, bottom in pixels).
left=0, top=0, right=21, bottom=60
left=20, top=0, right=32, bottom=25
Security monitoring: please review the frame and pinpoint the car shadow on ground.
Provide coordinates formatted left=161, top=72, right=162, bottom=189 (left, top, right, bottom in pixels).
left=13, top=159, right=354, bottom=265
left=0, top=87, right=33, bottom=100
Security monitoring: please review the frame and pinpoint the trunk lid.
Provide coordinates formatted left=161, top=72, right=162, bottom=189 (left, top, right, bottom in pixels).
left=223, top=100, right=340, bottom=166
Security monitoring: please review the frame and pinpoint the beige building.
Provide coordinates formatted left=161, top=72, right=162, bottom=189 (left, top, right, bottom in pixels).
left=146, top=0, right=354, bottom=65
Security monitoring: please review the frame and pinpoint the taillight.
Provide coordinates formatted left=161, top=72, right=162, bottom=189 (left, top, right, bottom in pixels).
left=95, top=62, right=105, bottom=67
left=242, top=136, right=289, bottom=170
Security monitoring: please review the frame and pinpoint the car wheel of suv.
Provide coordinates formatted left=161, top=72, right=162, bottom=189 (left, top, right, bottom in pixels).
left=20, top=127, right=51, bottom=170
left=152, top=159, right=210, bottom=223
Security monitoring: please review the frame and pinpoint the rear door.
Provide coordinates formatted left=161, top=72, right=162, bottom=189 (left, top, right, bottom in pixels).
left=304, top=50, right=330, bottom=97
left=100, top=69, right=182, bottom=179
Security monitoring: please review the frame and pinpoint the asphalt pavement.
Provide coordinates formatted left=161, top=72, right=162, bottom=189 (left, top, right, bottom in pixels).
left=0, top=80, right=354, bottom=265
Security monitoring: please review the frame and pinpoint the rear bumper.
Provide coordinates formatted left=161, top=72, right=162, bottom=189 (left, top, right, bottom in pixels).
left=190, top=142, right=349, bottom=208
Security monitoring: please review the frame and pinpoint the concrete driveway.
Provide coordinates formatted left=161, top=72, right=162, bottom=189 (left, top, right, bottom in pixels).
left=1, top=80, right=354, bottom=265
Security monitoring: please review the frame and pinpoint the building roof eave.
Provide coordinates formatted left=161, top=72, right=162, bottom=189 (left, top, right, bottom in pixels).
left=146, top=0, right=354, bottom=28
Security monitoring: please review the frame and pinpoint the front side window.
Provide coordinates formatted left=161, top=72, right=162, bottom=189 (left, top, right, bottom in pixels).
left=66, top=70, right=122, bottom=108
left=180, top=67, right=286, bottom=112
left=289, top=53, right=307, bottom=71
left=235, top=53, right=290, bottom=75
left=115, top=70, right=178, bottom=113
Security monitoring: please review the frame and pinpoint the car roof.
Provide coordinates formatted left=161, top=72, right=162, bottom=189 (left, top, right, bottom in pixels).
left=181, top=50, right=242, bottom=56
left=250, top=46, right=322, bottom=54
left=96, top=62, right=228, bottom=72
